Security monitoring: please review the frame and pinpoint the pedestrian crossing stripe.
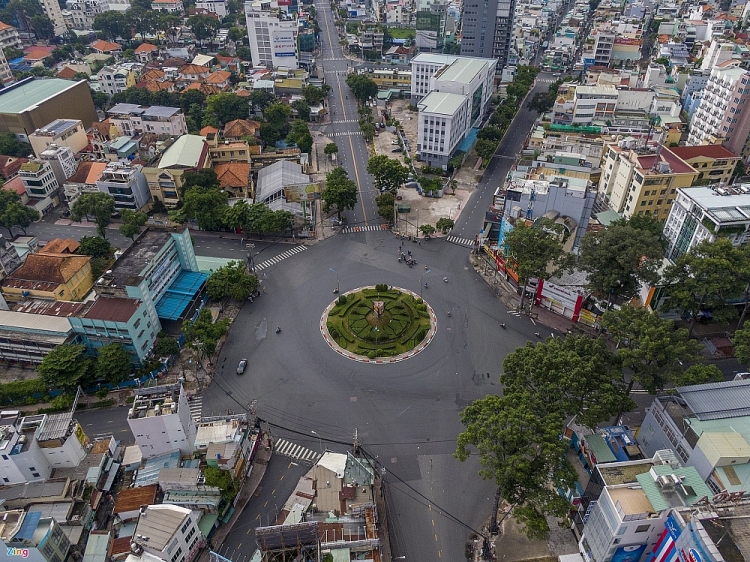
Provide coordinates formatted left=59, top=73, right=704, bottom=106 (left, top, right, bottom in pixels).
left=446, top=235, right=475, bottom=248
left=327, top=131, right=363, bottom=138
left=329, top=119, right=359, bottom=124
left=188, top=396, right=202, bottom=423
left=254, top=245, right=307, bottom=271
left=341, top=225, right=390, bottom=233
left=274, top=438, right=322, bottom=464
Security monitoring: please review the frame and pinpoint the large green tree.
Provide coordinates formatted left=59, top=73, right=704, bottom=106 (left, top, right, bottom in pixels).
left=578, top=220, right=664, bottom=306
left=663, top=238, right=748, bottom=336
left=366, top=155, right=409, bottom=193
left=0, top=189, right=39, bottom=237
left=286, top=119, right=313, bottom=154
left=182, top=308, right=231, bottom=359
left=206, top=260, right=258, bottom=301
left=503, top=221, right=563, bottom=308
left=322, top=168, right=357, bottom=219
left=205, top=92, right=248, bottom=126
left=302, top=84, right=326, bottom=105
left=70, top=193, right=115, bottom=238
left=187, top=14, right=220, bottom=44
left=249, top=90, right=276, bottom=113
left=119, top=209, right=147, bottom=240
left=38, top=344, right=90, bottom=393
left=76, top=236, right=113, bottom=259
left=345, top=73, right=378, bottom=103
left=600, top=306, right=701, bottom=393
left=96, top=343, right=131, bottom=384
left=0, top=133, right=31, bottom=157
left=93, top=10, right=128, bottom=40
left=182, top=186, right=229, bottom=231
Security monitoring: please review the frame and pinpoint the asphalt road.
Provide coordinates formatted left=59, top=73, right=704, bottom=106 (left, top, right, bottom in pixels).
left=315, top=0, right=381, bottom=227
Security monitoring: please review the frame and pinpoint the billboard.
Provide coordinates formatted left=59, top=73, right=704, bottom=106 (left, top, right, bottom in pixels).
left=611, top=545, right=648, bottom=562
left=283, top=183, right=320, bottom=202
left=273, top=30, right=297, bottom=57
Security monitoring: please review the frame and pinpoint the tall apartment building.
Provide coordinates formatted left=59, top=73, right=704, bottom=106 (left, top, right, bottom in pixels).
left=663, top=184, right=750, bottom=261
left=460, top=0, right=515, bottom=71
left=18, top=160, right=59, bottom=202
left=688, top=62, right=750, bottom=158
left=107, top=104, right=188, bottom=137
left=244, top=0, right=299, bottom=69
left=592, top=30, right=615, bottom=67
left=0, top=48, right=12, bottom=84
left=39, top=0, right=68, bottom=36
left=63, top=0, right=106, bottom=29
left=598, top=144, right=697, bottom=221
left=127, top=383, right=197, bottom=458
left=0, top=21, right=22, bottom=51
left=29, top=119, right=88, bottom=157
left=415, top=0, right=448, bottom=51
left=96, top=161, right=151, bottom=211
left=39, top=145, right=79, bottom=186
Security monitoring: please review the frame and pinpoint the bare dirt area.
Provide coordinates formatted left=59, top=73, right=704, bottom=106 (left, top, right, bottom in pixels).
left=0, top=365, right=39, bottom=385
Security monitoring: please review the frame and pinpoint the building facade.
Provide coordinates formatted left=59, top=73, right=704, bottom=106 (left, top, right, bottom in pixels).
left=1, top=251, right=93, bottom=303
left=460, top=0, right=516, bottom=71
left=127, top=384, right=197, bottom=458
left=108, top=104, right=188, bottom=138
left=0, top=21, right=22, bottom=51
left=131, top=505, right=203, bottom=562
left=143, top=135, right=210, bottom=206
left=244, top=1, right=299, bottom=69
left=18, top=161, right=60, bottom=211
left=0, top=48, right=12, bottom=84
left=39, top=145, right=79, bottom=187
left=63, top=0, right=106, bottom=29
left=29, top=119, right=88, bottom=158
left=39, top=0, right=68, bottom=35
left=96, top=162, right=151, bottom=211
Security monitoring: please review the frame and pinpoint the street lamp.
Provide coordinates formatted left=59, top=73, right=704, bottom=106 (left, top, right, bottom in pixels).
left=311, top=430, right=323, bottom=453
left=329, top=267, right=339, bottom=294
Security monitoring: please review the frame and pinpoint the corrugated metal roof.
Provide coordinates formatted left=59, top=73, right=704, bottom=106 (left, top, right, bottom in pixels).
left=141, top=106, right=180, bottom=118
left=134, top=450, right=181, bottom=488
left=256, top=160, right=310, bottom=203
left=14, top=511, right=41, bottom=541
left=418, top=91, right=467, bottom=116
left=158, top=135, right=206, bottom=169
left=155, top=270, right=207, bottom=321
left=636, top=465, right=712, bottom=512
left=0, top=310, right=72, bottom=334
left=677, top=379, right=750, bottom=421
left=37, top=412, right=74, bottom=441
left=82, top=532, right=110, bottom=562
left=0, top=79, right=81, bottom=114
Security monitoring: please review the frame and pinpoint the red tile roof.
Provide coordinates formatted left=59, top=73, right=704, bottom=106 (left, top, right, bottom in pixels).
left=113, top=484, right=158, bottom=514
left=56, top=66, right=78, bottom=79
left=6, top=253, right=91, bottom=285
left=0, top=156, right=30, bottom=180
left=91, top=39, right=122, bottom=53
left=2, top=176, right=25, bottom=196
left=135, top=43, right=158, bottom=54
left=636, top=146, right=696, bottom=175
left=215, top=162, right=250, bottom=189
left=670, top=145, right=739, bottom=160
left=41, top=238, right=80, bottom=254
left=84, top=296, right=141, bottom=323
left=24, top=46, right=54, bottom=61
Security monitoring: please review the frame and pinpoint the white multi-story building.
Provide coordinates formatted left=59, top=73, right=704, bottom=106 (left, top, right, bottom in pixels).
left=64, top=0, right=106, bottom=29
left=39, top=0, right=68, bottom=36
left=106, top=0, right=130, bottom=10
left=127, top=383, right=197, bottom=458
left=687, top=62, right=750, bottom=158
left=553, top=84, right=619, bottom=126
left=0, top=21, right=22, bottom=51
left=107, top=103, right=188, bottom=137
left=39, top=145, right=79, bottom=186
left=29, top=119, right=88, bottom=158
left=410, top=53, right=497, bottom=168
left=97, top=161, right=152, bottom=211
left=0, top=512, right=72, bottom=562
left=663, top=185, right=750, bottom=261
left=130, top=505, right=203, bottom=562
left=18, top=161, right=59, bottom=201
left=97, top=63, right=143, bottom=96
left=0, top=410, right=88, bottom=485
left=151, top=0, right=184, bottom=11
left=195, top=0, right=226, bottom=16
left=244, top=0, right=299, bottom=69
left=0, top=48, right=12, bottom=84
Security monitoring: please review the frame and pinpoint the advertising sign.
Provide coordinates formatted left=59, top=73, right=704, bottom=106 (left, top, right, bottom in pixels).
left=273, top=30, right=296, bottom=56
left=283, top=183, right=320, bottom=202
left=611, top=545, right=647, bottom=562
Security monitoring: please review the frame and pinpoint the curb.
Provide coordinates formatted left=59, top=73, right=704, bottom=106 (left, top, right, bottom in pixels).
left=319, top=286, right=437, bottom=363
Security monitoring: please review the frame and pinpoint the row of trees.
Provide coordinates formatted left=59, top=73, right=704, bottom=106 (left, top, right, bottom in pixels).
left=456, top=304, right=722, bottom=539
left=0, top=0, right=55, bottom=41
left=38, top=342, right=134, bottom=394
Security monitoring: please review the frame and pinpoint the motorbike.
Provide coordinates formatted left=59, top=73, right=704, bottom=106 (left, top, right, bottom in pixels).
left=276, top=327, right=281, bottom=334
left=500, top=323, right=506, bottom=329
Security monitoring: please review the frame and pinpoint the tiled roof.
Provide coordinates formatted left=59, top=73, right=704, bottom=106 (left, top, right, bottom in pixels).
left=0, top=21, right=14, bottom=32
left=113, top=484, right=158, bottom=514
left=206, top=70, right=231, bottom=84
left=636, top=146, right=696, bottom=175
left=41, top=238, right=79, bottom=254
left=0, top=156, right=29, bottom=180
left=135, top=43, right=158, bottom=53
left=7, top=253, right=91, bottom=285
left=2, top=176, right=25, bottom=195
left=65, top=161, right=107, bottom=184
left=179, top=64, right=208, bottom=75
left=56, top=66, right=78, bottom=79
left=85, top=296, right=140, bottom=323
left=215, top=162, right=250, bottom=189
left=671, top=145, right=739, bottom=160
left=140, top=69, right=166, bottom=82
left=223, top=119, right=260, bottom=139
left=182, top=82, right=221, bottom=95
left=200, top=125, right=218, bottom=137
left=91, top=120, right=111, bottom=139
left=91, top=40, right=121, bottom=53
left=235, top=89, right=250, bottom=97
left=24, top=46, right=53, bottom=61
left=136, top=80, right=174, bottom=92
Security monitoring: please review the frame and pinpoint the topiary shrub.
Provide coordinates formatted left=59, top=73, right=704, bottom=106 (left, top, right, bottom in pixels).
left=338, top=294, right=347, bottom=305
left=367, top=351, right=375, bottom=359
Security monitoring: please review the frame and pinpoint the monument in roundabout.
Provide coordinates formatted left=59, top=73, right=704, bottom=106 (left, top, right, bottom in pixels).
left=321, top=284, right=437, bottom=363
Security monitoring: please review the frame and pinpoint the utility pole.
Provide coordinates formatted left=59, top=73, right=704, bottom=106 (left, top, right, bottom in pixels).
left=353, top=427, right=360, bottom=455
left=489, top=487, right=501, bottom=534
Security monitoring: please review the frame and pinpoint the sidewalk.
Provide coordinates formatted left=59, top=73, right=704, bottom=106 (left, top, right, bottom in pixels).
left=197, top=441, right=273, bottom=562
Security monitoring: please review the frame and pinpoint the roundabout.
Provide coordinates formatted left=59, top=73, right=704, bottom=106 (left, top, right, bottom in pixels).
left=320, top=285, right=437, bottom=363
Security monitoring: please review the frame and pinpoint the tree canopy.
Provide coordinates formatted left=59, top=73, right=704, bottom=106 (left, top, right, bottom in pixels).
left=366, top=155, right=409, bottom=193
left=0, top=188, right=39, bottom=237
left=345, top=73, right=378, bottom=103
left=182, top=186, right=229, bottom=231
left=96, top=343, right=131, bottom=384
left=286, top=119, right=313, bottom=154
left=38, top=344, right=90, bottom=393
left=182, top=308, right=231, bottom=359
left=206, top=260, right=258, bottom=301
left=70, top=193, right=115, bottom=238
left=119, top=209, right=147, bottom=240
left=503, top=221, right=563, bottom=307
left=76, top=236, right=113, bottom=259
left=0, top=133, right=31, bottom=157
left=205, top=92, right=249, bottom=126
left=322, top=168, right=358, bottom=219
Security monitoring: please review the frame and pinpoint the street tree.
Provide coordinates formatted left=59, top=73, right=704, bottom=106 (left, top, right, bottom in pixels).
left=455, top=390, right=576, bottom=540
left=502, top=335, right=632, bottom=430
left=96, top=343, right=131, bottom=384
left=206, top=260, right=258, bottom=301
left=0, top=133, right=31, bottom=157
left=182, top=186, right=229, bottom=231
left=38, top=344, right=90, bottom=393
left=0, top=189, right=39, bottom=237
left=182, top=308, right=231, bottom=359
left=302, top=84, right=326, bottom=105
left=577, top=221, right=664, bottom=307
left=345, top=73, right=378, bottom=103
left=291, top=99, right=311, bottom=122
left=93, top=11, right=127, bottom=40
left=676, top=364, right=724, bottom=387
left=419, top=224, right=436, bottom=237
left=119, top=209, right=147, bottom=240
left=375, top=192, right=395, bottom=223
left=436, top=218, right=454, bottom=233
left=623, top=214, right=665, bottom=246
left=476, top=138, right=499, bottom=161
left=324, top=142, right=339, bottom=157
left=187, top=14, right=220, bottom=44
left=732, top=325, right=750, bottom=366
left=249, top=90, right=276, bottom=113
left=600, top=306, right=701, bottom=394
left=366, top=155, right=409, bottom=193
left=76, top=236, right=112, bottom=259
left=286, top=119, right=313, bottom=154
left=663, top=238, right=748, bottom=337
left=503, top=221, right=563, bottom=308
left=360, top=122, right=375, bottom=143
left=180, top=169, right=219, bottom=195
left=323, top=168, right=358, bottom=219
left=128, top=6, right=157, bottom=41
left=70, top=192, right=115, bottom=238
left=205, top=92, right=248, bottom=126
left=154, top=336, right=180, bottom=357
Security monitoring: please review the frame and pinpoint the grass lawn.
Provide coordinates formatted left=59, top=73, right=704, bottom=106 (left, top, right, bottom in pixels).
left=387, top=27, right=416, bottom=39
left=327, top=287, right=431, bottom=359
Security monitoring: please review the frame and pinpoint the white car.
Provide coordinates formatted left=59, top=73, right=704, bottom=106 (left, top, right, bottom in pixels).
left=236, top=359, right=248, bottom=375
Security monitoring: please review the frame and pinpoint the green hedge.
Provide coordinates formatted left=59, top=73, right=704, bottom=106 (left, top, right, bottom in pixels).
left=0, top=379, right=49, bottom=406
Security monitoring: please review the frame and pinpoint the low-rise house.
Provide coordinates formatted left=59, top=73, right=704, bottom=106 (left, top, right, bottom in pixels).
left=204, top=70, right=231, bottom=89
left=0, top=155, right=29, bottom=180
left=108, top=103, right=187, bottom=138
left=222, top=119, right=260, bottom=140
left=151, top=0, right=183, bottom=12
left=130, top=505, right=203, bottom=562
left=113, top=484, right=159, bottom=523
left=177, top=64, right=210, bottom=85
left=194, top=415, right=256, bottom=479
left=0, top=234, right=22, bottom=281
left=214, top=162, right=252, bottom=198
left=143, top=135, right=210, bottom=206
left=63, top=161, right=107, bottom=205
left=97, top=65, right=138, bottom=96
left=91, top=39, right=122, bottom=55
left=29, top=119, right=88, bottom=158
left=135, top=43, right=159, bottom=63
left=208, top=140, right=250, bottom=164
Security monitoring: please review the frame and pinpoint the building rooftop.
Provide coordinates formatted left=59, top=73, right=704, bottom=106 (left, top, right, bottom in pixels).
left=65, top=161, right=107, bottom=185
left=0, top=310, right=72, bottom=336
left=158, top=135, right=206, bottom=169
left=113, top=484, right=159, bottom=515
left=135, top=43, right=158, bottom=54
left=104, top=228, right=173, bottom=287
left=82, top=532, right=111, bottom=562
left=6, top=252, right=90, bottom=285
left=418, top=91, right=466, bottom=116
left=14, top=299, right=86, bottom=316
left=134, top=449, right=181, bottom=488
left=435, top=57, right=490, bottom=84
left=676, top=379, right=750, bottom=421
left=0, top=510, right=25, bottom=541
left=141, top=106, right=181, bottom=118
left=31, top=119, right=81, bottom=137
left=134, top=504, right=191, bottom=552
left=256, top=159, right=310, bottom=202
left=0, top=478, right=70, bottom=505
left=195, top=419, right=242, bottom=448
left=670, top=145, right=739, bottom=160
left=37, top=411, right=75, bottom=442
left=129, top=383, right=184, bottom=420
left=637, top=465, right=711, bottom=511
left=109, top=103, right=145, bottom=116
left=84, top=296, right=140, bottom=323
left=42, top=238, right=79, bottom=254
left=0, top=78, right=85, bottom=115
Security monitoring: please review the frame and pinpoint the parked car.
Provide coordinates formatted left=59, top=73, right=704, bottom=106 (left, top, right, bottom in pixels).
left=391, top=147, right=402, bottom=153
left=391, top=140, right=399, bottom=145
left=404, top=181, right=420, bottom=189
left=237, top=359, right=248, bottom=375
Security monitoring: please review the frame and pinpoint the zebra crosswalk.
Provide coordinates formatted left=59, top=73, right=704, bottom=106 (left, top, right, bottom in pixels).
left=274, top=438, right=322, bottom=464
left=342, top=224, right=390, bottom=233
left=327, top=130, right=363, bottom=138
left=330, top=119, right=359, bottom=124
left=254, top=245, right=307, bottom=271
left=446, top=235, right=476, bottom=248
left=188, top=396, right=203, bottom=423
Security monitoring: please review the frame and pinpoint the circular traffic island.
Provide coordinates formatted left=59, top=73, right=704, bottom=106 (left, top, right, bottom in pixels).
left=321, top=285, right=436, bottom=363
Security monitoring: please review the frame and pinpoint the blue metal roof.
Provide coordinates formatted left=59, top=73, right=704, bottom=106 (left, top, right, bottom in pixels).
left=155, top=270, right=207, bottom=321
left=15, top=511, right=42, bottom=541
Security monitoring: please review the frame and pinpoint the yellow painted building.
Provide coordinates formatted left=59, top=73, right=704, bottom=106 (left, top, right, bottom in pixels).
left=1, top=252, right=93, bottom=302
left=671, top=145, right=740, bottom=185
left=143, top=135, right=210, bottom=207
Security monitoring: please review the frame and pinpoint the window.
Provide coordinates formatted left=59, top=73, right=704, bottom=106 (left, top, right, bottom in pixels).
left=635, top=524, right=650, bottom=533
